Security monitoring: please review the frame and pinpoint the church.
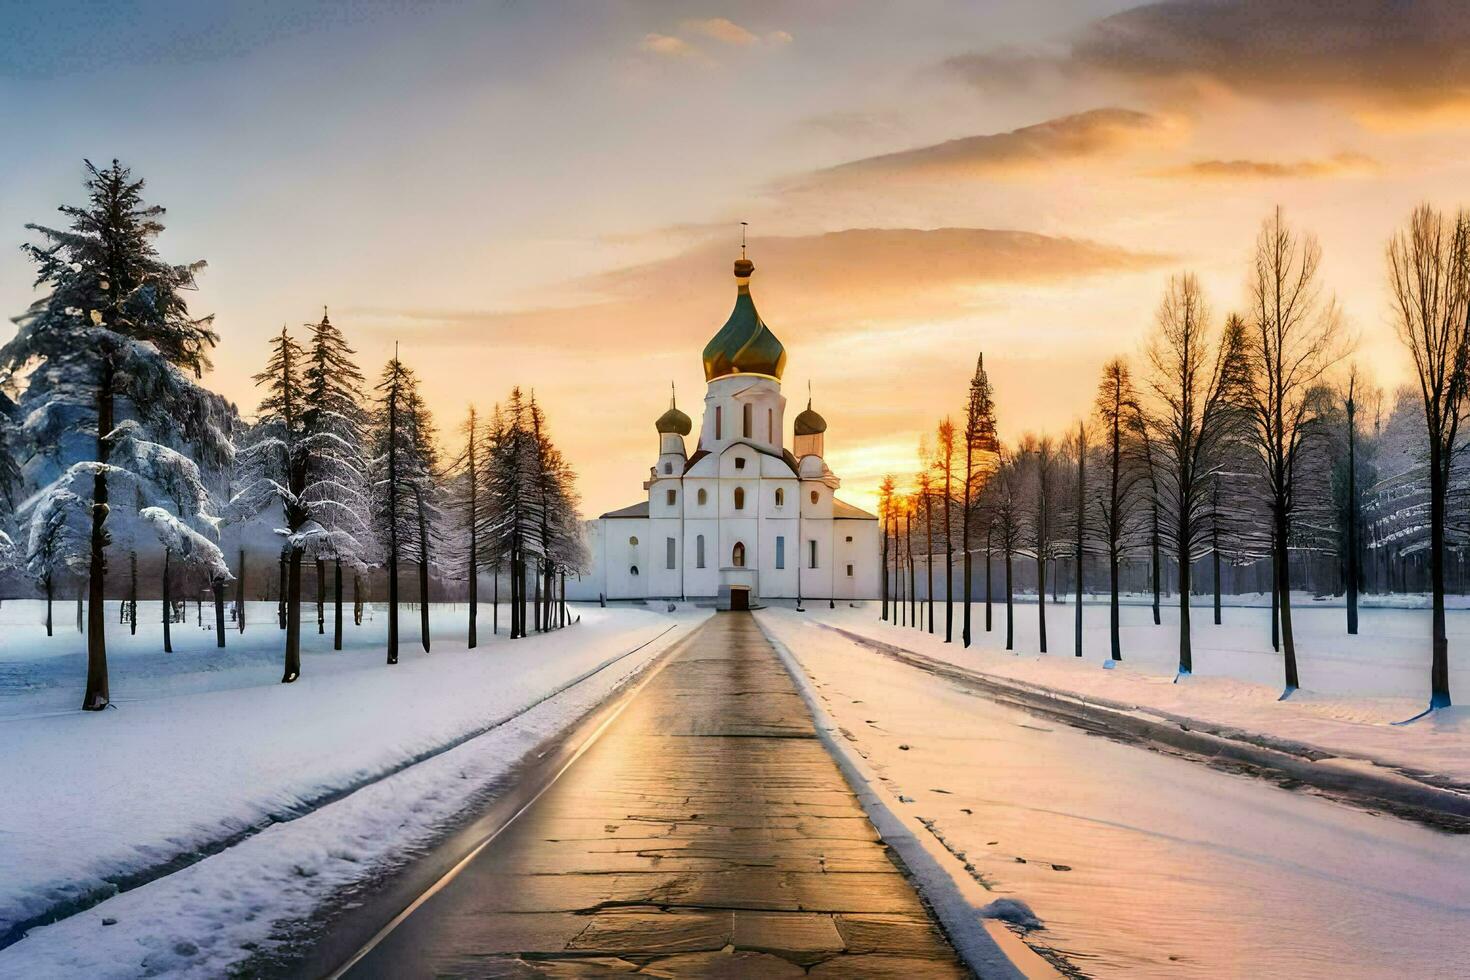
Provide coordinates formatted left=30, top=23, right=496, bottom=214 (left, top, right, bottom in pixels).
left=571, top=252, right=881, bottom=609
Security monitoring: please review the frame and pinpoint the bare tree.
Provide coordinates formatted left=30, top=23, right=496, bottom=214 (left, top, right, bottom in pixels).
left=1244, top=207, right=1347, bottom=696
left=917, top=436, right=936, bottom=633
left=1018, top=433, right=1058, bottom=653
left=935, top=418, right=958, bottom=642
left=1072, top=421, right=1089, bottom=658
left=1144, top=274, right=1247, bottom=676
left=879, top=474, right=896, bottom=623
left=1093, top=358, right=1143, bottom=661
left=1387, top=204, right=1470, bottom=711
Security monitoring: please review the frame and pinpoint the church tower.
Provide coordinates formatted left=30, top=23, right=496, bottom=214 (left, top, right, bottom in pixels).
left=698, top=255, right=787, bottom=457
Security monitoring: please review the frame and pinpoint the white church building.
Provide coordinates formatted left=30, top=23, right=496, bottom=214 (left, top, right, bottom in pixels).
left=571, top=252, right=881, bottom=609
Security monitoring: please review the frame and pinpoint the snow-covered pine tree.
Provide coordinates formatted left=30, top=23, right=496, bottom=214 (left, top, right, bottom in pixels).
left=403, top=381, right=442, bottom=652
left=527, top=397, right=585, bottom=630
left=961, top=354, right=999, bottom=648
left=300, top=309, right=371, bottom=651
left=449, top=406, right=486, bottom=647
left=233, top=326, right=311, bottom=681
left=477, top=404, right=511, bottom=637
left=485, top=389, right=542, bottom=639
left=3, top=160, right=231, bottom=709
left=367, top=352, right=436, bottom=662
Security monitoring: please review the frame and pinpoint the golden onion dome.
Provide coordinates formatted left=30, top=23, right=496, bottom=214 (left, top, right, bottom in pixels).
left=702, top=258, right=786, bottom=382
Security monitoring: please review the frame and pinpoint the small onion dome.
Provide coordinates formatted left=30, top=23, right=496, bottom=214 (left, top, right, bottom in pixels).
left=656, top=404, right=692, bottom=435
left=794, top=399, right=827, bottom=436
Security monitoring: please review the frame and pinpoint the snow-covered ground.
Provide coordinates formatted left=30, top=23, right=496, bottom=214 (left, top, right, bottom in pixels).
left=786, top=598, right=1470, bottom=786
left=0, top=599, right=708, bottom=964
left=760, top=609, right=1470, bottom=978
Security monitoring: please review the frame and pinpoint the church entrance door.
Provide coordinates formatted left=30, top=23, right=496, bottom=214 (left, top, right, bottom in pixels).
left=730, top=587, right=750, bottom=611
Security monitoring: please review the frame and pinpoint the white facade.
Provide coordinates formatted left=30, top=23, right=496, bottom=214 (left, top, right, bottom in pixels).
left=568, top=258, right=880, bottom=606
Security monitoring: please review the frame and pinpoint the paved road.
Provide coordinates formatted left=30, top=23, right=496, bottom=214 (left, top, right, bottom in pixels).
left=344, top=612, right=966, bottom=978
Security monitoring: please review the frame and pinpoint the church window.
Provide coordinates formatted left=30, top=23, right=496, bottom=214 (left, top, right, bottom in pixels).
left=715, top=406, right=722, bottom=439
left=629, top=536, right=639, bottom=546
left=810, top=490, right=819, bottom=505
left=666, top=537, right=676, bottom=570
left=630, top=565, right=639, bottom=576
left=743, top=403, right=753, bottom=437
left=775, top=536, right=785, bottom=569
left=734, top=487, right=745, bottom=510
left=663, top=462, right=672, bottom=474
left=732, top=542, right=746, bottom=567
left=666, top=489, right=676, bottom=506
left=696, top=535, right=706, bottom=568
left=808, top=540, right=818, bottom=569
left=767, top=408, right=773, bottom=441
left=775, top=488, right=785, bottom=507
left=845, top=535, right=853, bottom=542
left=697, top=488, right=708, bottom=506
left=847, top=564, right=854, bottom=578
left=735, top=457, right=746, bottom=470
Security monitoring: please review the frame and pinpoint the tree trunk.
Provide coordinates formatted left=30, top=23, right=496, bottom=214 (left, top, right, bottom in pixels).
left=985, top=527, right=993, bottom=632
left=1109, top=542, right=1121, bottom=661
left=1150, top=508, right=1161, bottom=626
left=162, top=551, right=172, bottom=653
left=316, top=557, right=325, bottom=635
left=468, top=556, right=478, bottom=648
left=1430, top=450, right=1452, bottom=707
left=283, top=547, right=302, bottom=683
left=419, top=558, right=431, bottom=653
left=277, top=555, right=287, bottom=629
left=237, top=549, right=246, bottom=633
left=83, top=356, right=114, bottom=711
left=925, top=496, right=934, bottom=633
left=1347, top=405, right=1359, bottom=635
left=1213, top=534, right=1222, bottom=626
left=1005, top=547, right=1014, bottom=651
left=354, top=573, right=363, bottom=626
left=1178, top=535, right=1193, bottom=675
left=213, top=575, right=226, bottom=647
left=493, top=565, right=499, bottom=636
left=1075, top=438, right=1084, bottom=658
left=129, top=551, right=138, bottom=637
left=44, top=573, right=54, bottom=638
left=1277, top=509, right=1299, bottom=692
left=881, top=514, right=890, bottom=623
left=333, top=558, right=343, bottom=651
left=1036, top=544, right=1047, bottom=653
left=1270, top=557, right=1280, bottom=651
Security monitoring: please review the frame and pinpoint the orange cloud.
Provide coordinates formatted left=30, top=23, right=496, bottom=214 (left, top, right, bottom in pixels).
left=681, top=17, right=758, bottom=46
left=1158, top=152, right=1380, bottom=180
left=639, top=32, right=702, bottom=60
left=798, top=108, right=1172, bottom=185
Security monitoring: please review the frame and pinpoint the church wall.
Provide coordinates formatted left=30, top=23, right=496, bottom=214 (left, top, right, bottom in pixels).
left=604, top=518, right=651, bottom=600
left=758, top=517, right=800, bottom=597
left=646, top=516, right=683, bottom=598
left=683, top=517, right=721, bottom=597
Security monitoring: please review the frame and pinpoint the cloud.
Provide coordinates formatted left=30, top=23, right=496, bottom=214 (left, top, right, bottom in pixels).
left=682, top=17, right=758, bottom=46
left=943, top=0, right=1470, bottom=118
left=1157, top=152, right=1380, bottom=180
left=639, top=32, right=703, bottom=60
left=798, top=108, right=1172, bottom=185
left=355, top=226, right=1168, bottom=352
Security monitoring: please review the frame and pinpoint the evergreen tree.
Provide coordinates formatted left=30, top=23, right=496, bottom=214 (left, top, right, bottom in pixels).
left=234, top=326, right=310, bottom=681
left=961, top=354, right=999, bottom=647
left=300, top=309, right=371, bottom=651
left=3, top=160, right=229, bottom=709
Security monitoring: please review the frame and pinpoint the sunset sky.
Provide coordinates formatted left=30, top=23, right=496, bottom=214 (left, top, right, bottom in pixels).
left=4, top=1, right=1470, bottom=516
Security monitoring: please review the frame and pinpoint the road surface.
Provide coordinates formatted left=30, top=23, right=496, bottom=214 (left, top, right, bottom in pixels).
left=340, top=612, right=967, bottom=978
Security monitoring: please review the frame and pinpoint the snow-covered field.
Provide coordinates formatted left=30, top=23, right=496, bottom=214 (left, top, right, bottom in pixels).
left=790, top=598, right=1470, bottom=785
left=760, top=610, right=1470, bottom=978
left=0, top=599, right=708, bottom=968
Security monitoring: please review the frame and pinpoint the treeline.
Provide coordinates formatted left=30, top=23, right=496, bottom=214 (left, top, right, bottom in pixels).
left=0, top=160, right=586, bottom=711
left=883, top=205, right=1470, bottom=714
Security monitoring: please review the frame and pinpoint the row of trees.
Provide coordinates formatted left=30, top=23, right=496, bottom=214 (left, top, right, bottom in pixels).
left=881, top=205, right=1470, bottom=713
left=0, top=160, right=587, bottom=710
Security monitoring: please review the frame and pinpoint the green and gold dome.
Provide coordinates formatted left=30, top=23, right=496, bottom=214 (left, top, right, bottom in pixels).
left=702, top=257, right=786, bottom=382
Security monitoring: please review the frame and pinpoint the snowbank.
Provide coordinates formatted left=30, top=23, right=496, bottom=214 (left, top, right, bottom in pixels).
left=0, top=600, right=708, bottom=942
left=768, top=601, right=1470, bottom=787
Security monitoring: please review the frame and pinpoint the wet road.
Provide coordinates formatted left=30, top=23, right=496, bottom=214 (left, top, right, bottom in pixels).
left=343, top=613, right=965, bottom=978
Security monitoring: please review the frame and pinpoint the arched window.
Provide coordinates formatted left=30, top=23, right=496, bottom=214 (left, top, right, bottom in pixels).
left=696, top=534, right=706, bottom=568
left=767, top=407, right=773, bottom=441
left=810, top=490, right=819, bottom=505
left=715, top=406, right=722, bottom=439
left=743, top=403, right=753, bottom=438
left=666, top=488, right=676, bottom=506
left=630, top=565, right=639, bottom=576
left=732, top=542, right=746, bottom=568
left=697, top=488, right=708, bottom=506
left=734, top=487, right=745, bottom=510
left=629, top=535, right=639, bottom=546
left=663, top=461, right=672, bottom=474
left=775, top=488, right=785, bottom=507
